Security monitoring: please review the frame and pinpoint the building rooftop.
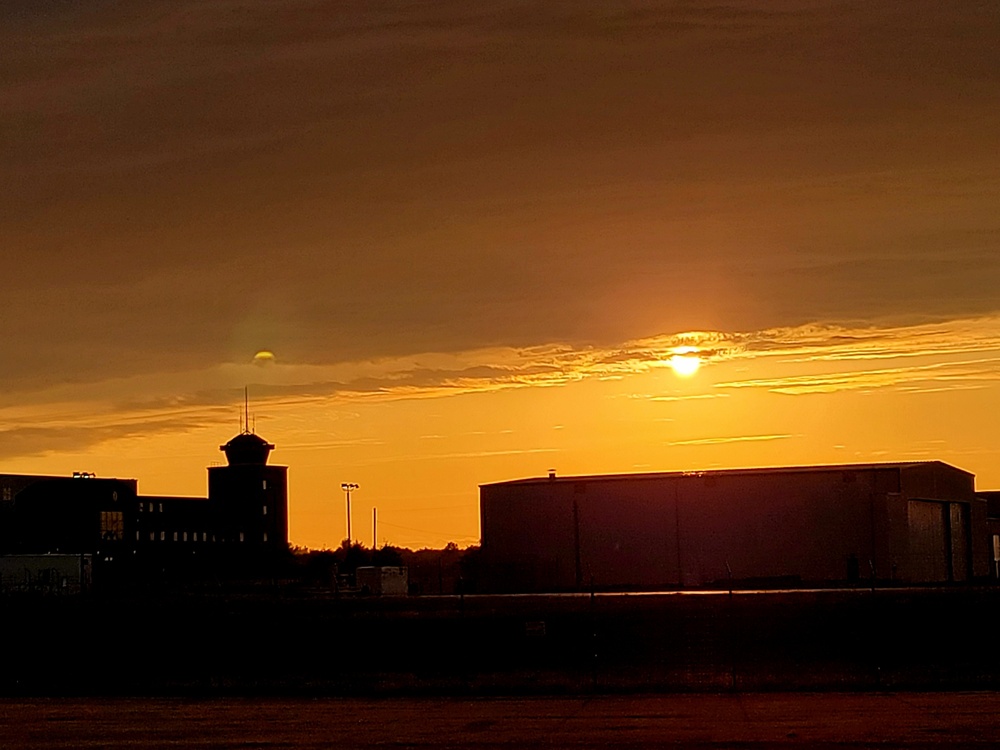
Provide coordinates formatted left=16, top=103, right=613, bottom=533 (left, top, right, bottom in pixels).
left=220, top=431, right=274, bottom=466
left=481, top=460, right=971, bottom=488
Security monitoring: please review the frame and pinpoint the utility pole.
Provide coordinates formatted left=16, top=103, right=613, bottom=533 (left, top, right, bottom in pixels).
left=373, top=506, right=377, bottom=550
left=341, top=483, right=358, bottom=544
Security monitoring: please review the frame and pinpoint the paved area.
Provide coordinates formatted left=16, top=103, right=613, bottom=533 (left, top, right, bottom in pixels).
left=3, top=693, right=1000, bottom=748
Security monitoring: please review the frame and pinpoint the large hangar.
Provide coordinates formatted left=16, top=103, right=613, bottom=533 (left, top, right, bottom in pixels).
left=479, top=462, right=989, bottom=592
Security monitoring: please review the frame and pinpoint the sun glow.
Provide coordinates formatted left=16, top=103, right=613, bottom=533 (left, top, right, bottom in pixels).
left=668, top=349, right=701, bottom=378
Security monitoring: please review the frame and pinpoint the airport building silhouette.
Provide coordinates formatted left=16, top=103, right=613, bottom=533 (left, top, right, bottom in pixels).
left=480, top=461, right=993, bottom=592
left=0, top=428, right=288, bottom=579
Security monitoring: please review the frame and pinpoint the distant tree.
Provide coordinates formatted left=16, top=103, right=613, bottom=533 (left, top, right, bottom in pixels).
left=458, top=545, right=481, bottom=592
left=372, top=544, right=404, bottom=567
left=337, top=541, right=372, bottom=574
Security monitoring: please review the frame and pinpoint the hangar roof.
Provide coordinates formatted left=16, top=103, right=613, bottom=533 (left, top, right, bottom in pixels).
left=481, top=460, right=972, bottom=488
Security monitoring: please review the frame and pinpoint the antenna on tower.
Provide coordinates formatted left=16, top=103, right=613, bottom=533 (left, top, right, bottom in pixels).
left=244, top=386, right=250, bottom=434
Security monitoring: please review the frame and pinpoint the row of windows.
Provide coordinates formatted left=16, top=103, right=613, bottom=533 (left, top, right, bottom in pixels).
left=137, top=502, right=269, bottom=515
left=139, top=531, right=209, bottom=542
left=136, top=531, right=269, bottom=543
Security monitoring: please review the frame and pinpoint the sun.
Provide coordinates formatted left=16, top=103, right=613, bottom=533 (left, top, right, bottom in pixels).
left=668, top=349, right=701, bottom=377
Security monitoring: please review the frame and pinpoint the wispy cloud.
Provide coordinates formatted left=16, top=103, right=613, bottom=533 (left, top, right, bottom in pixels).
left=349, top=447, right=561, bottom=467
left=667, top=434, right=795, bottom=447
left=716, top=355, right=1000, bottom=395
left=4, top=314, right=1000, bottom=459
left=648, top=394, right=731, bottom=402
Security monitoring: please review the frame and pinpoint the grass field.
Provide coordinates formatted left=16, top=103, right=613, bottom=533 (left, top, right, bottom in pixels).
left=5, top=587, right=1000, bottom=695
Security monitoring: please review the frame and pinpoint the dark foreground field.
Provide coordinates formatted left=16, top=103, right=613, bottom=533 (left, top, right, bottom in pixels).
left=3, top=693, right=1000, bottom=748
left=5, top=587, right=1000, bottom=694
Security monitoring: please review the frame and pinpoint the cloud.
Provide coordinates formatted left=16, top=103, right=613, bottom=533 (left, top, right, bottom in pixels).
left=6, top=314, right=1000, bottom=461
left=627, top=393, right=731, bottom=402
left=712, top=318, right=1000, bottom=394
left=3, top=2, right=1000, bottom=460
left=3, top=1, right=1000, bottom=397
left=716, top=359, right=1000, bottom=396
left=666, top=434, right=795, bottom=447
left=0, top=412, right=220, bottom=464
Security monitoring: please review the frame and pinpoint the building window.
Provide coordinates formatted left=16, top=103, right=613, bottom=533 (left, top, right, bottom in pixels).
left=239, top=532, right=245, bottom=543
left=172, top=532, right=178, bottom=541
left=149, top=502, right=154, bottom=512
left=263, top=532, right=268, bottom=543
left=100, top=511, right=124, bottom=541
left=203, top=532, right=208, bottom=542
left=149, top=532, right=155, bottom=541
left=136, top=531, right=140, bottom=541
left=182, top=531, right=188, bottom=542
left=160, top=531, right=165, bottom=541
left=159, top=503, right=163, bottom=513
left=263, top=505, right=268, bottom=516
left=263, top=479, right=267, bottom=490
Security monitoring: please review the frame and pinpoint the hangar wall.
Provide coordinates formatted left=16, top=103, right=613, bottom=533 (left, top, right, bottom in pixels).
left=480, top=462, right=988, bottom=592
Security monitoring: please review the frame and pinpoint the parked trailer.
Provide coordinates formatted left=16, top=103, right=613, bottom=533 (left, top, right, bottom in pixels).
left=356, top=566, right=408, bottom=596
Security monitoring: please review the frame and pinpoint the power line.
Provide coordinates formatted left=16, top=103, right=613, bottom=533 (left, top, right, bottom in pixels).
left=378, top=519, right=478, bottom=540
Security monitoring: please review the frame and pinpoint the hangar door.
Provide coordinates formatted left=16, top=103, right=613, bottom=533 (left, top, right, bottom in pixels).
left=949, top=503, right=970, bottom=582
left=907, top=500, right=948, bottom=582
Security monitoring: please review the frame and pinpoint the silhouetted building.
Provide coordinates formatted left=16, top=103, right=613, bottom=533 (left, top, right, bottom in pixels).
left=977, top=490, right=1000, bottom=579
left=209, top=431, right=288, bottom=550
left=0, top=428, right=289, bottom=582
left=480, top=461, right=990, bottom=592
left=0, top=475, right=138, bottom=558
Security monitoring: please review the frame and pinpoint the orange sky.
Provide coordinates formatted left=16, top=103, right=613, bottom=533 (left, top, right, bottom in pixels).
left=3, top=2, right=1000, bottom=548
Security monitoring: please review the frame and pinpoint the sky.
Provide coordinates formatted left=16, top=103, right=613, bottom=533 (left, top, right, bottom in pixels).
left=3, top=1, right=1000, bottom=549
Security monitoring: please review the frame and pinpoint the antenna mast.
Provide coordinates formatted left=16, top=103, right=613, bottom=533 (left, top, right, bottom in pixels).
left=244, top=386, right=250, bottom=434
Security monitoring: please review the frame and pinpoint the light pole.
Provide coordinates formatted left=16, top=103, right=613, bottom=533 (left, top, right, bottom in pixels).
left=341, top=482, right=358, bottom=545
